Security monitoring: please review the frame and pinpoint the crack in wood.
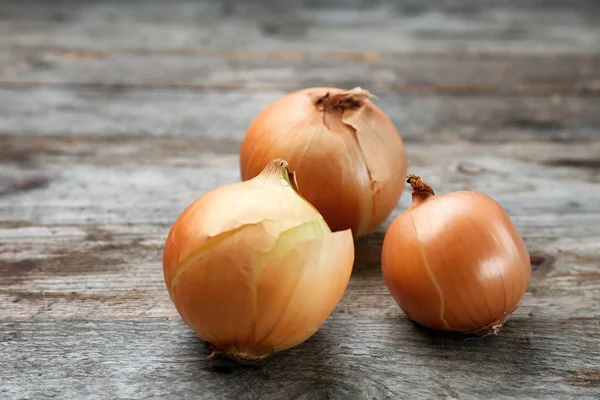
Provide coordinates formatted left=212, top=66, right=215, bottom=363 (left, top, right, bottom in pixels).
left=1, top=80, right=599, bottom=95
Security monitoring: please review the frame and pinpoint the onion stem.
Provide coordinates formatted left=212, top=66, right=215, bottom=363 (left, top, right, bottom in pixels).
left=315, top=87, right=373, bottom=112
left=406, top=174, right=435, bottom=203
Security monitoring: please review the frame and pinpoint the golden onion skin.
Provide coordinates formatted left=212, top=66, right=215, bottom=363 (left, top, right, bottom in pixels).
left=240, top=87, right=407, bottom=237
left=382, top=175, right=531, bottom=334
left=163, top=160, right=354, bottom=361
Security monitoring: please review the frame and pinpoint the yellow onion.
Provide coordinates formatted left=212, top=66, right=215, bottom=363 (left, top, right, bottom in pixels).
left=382, top=175, right=531, bottom=334
left=240, top=87, right=407, bottom=237
left=163, top=159, right=354, bottom=361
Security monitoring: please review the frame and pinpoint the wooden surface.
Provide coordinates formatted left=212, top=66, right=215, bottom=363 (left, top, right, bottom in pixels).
left=1, top=1, right=599, bottom=399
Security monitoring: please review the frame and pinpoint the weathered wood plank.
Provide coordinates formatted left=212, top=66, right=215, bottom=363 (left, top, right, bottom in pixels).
left=1, top=136, right=599, bottom=315
left=1, top=318, right=599, bottom=400
left=1, top=1, right=599, bottom=398
left=1, top=89, right=599, bottom=142
left=1, top=50, right=600, bottom=94
left=1, top=224, right=599, bottom=320
left=1, top=136, right=599, bottom=398
left=0, top=0, right=599, bottom=53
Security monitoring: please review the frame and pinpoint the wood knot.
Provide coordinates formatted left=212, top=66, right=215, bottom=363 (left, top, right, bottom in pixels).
left=529, top=252, right=556, bottom=277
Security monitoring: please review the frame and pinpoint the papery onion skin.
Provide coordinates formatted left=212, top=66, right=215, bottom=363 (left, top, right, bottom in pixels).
left=240, top=87, right=407, bottom=238
left=381, top=175, right=531, bottom=334
left=163, top=159, right=354, bottom=361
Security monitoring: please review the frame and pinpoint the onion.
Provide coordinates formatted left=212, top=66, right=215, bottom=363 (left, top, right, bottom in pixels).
left=240, top=87, right=407, bottom=237
left=381, top=175, right=531, bottom=334
left=163, top=159, right=354, bottom=361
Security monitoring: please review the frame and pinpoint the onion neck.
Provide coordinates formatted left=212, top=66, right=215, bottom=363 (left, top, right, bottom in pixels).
left=258, top=158, right=300, bottom=193
left=314, top=87, right=373, bottom=113
left=407, top=174, right=435, bottom=205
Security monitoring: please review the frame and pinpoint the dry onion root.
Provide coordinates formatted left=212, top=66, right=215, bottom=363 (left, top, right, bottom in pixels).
left=163, top=159, right=354, bottom=362
left=382, top=175, right=531, bottom=334
left=240, top=87, right=407, bottom=238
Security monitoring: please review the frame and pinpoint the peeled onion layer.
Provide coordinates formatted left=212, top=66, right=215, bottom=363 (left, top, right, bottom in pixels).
left=169, top=219, right=353, bottom=361
left=342, top=99, right=400, bottom=230
left=162, top=164, right=324, bottom=288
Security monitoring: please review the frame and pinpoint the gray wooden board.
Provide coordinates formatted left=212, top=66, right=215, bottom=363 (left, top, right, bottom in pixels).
left=1, top=49, right=600, bottom=93
left=0, top=318, right=598, bottom=400
left=0, top=0, right=599, bottom=53
left=1, top=89, right=599, bottom=142
left=1, top=136, right=599, bottom=399
left=1, top=0, right=600, bottom=398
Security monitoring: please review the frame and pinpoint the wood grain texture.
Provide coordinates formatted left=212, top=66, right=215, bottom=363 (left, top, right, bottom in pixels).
left=1, top=49, right=599, bottom=94
left=1, top=0, right=599, bottom=398
left=0, top=0, right=599, bottom=53
left=1, top=89, right=599, bottom=142
left=1, top=319, right=599, bottom=400
left=1, top=137, right=599, bottom=399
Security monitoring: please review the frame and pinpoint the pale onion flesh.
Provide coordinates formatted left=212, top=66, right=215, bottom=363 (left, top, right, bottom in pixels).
left=381, top=175, right=531, bottom=334
left=163, top=159, right=354, bottom=361
left=240, top=87, right=407, bottom=237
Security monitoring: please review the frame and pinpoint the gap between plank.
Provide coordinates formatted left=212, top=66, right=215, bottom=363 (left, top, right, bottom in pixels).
left=2, top=45, right=600, bottom=60
left=0, top=80, right=599, bottom=96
